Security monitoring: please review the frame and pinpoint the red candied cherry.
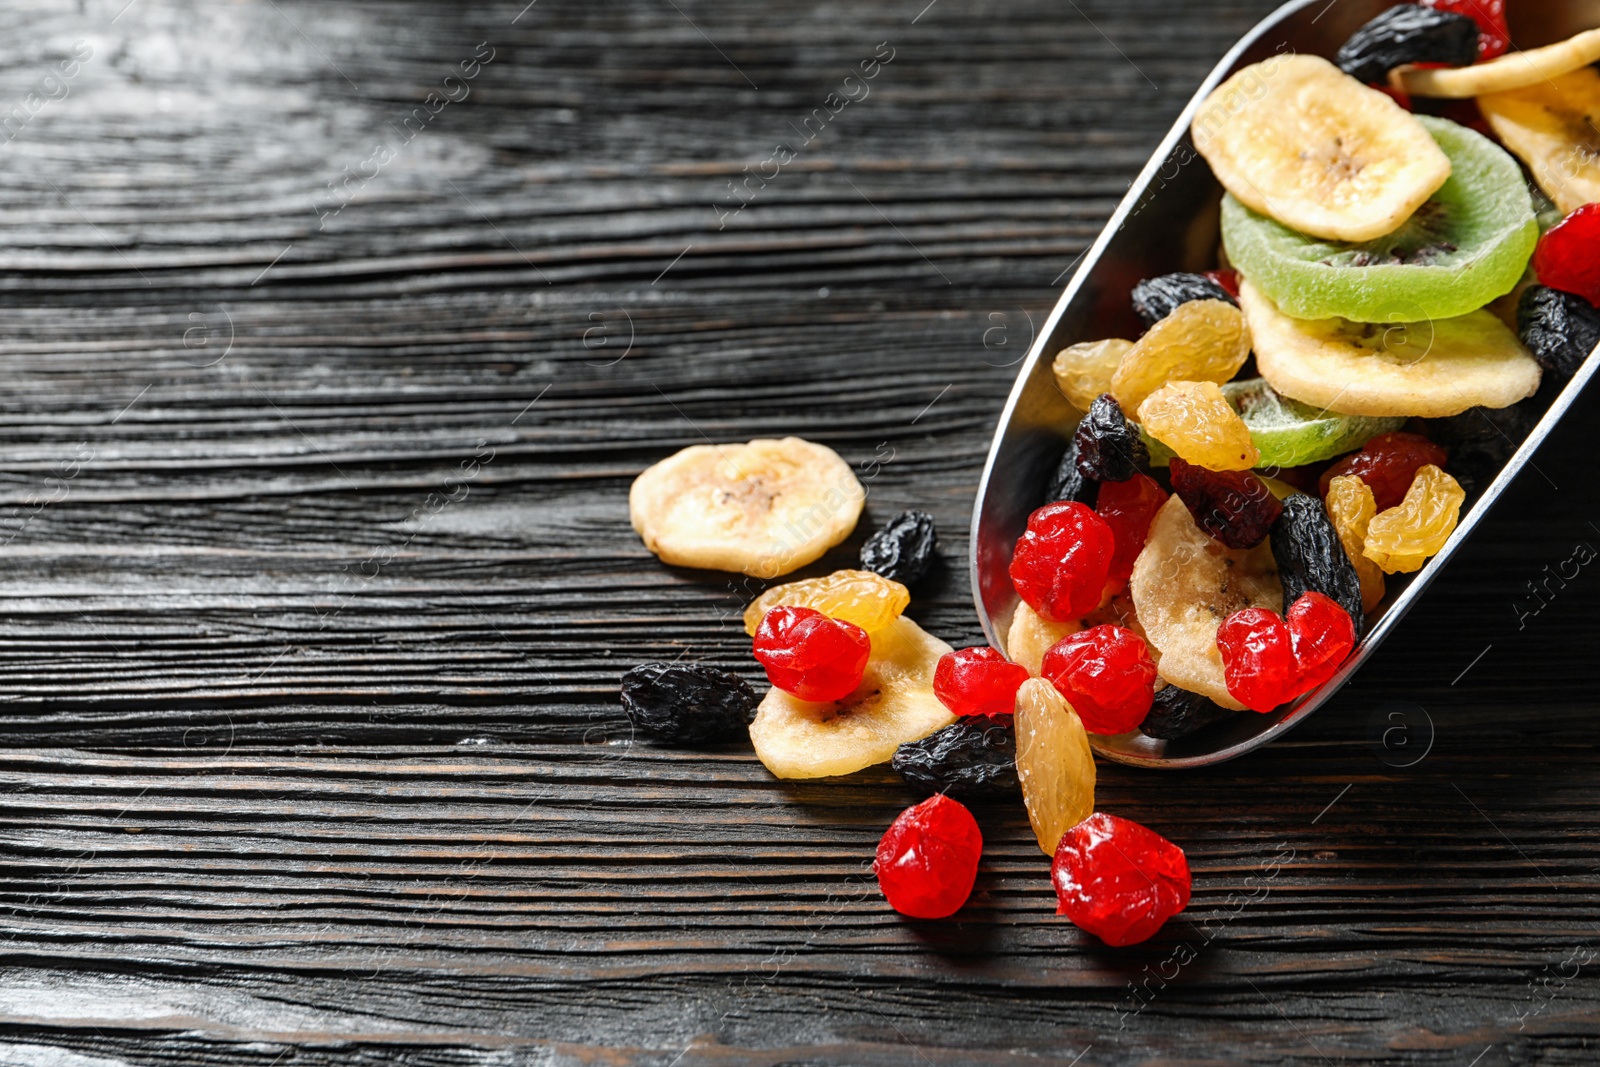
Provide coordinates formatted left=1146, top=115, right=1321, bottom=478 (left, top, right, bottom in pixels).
left=1423, top=0, right=1509, bottom=60
left=752, top=606, right=870, bottom=703
left=1216, top=607, right=1298, bottom=713
left=1040, top=624, right=1157, bottom=735
left=1318, top=431, right=1449, bottom=512
left=1287, top=591, right=1357, bottom=693
left=1052, top=812, right=1190, bottom=946
left=1009, top=501, right=1115, bottom=622
left=1096, top=472, right=1168, bottom=587
left=933, top=647, right=1030, bottom=718
left=875, top=794, right=983, bottom=919
left=1203, top=268, right=1240, bottom=298
left=1533, top=204, right=1600, bottom=309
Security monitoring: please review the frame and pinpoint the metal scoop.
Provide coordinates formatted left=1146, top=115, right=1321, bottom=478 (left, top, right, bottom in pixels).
left=969, top=0, right=1600, bottom=768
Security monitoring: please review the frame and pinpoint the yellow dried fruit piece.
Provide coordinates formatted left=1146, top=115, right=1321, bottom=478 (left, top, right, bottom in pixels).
left=1014, top=678, right=1096, bottom=856
left=1137, top=380, right=1260, bottom=471
left=1110, top=300, right=1252, bottom=412
left=744, top=569, right=910, bottom=636
left=1362, top=465, right=1465, bottom=574
left=1053, top=338, right=1133, bottom=412
left=1004, top=601, right=1081, bottom=676
left=1325, top=475, right=1386, bottom=614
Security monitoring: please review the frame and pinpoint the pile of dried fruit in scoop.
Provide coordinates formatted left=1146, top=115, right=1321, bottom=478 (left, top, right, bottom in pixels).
left=616, top=3, right=1600, bottom=947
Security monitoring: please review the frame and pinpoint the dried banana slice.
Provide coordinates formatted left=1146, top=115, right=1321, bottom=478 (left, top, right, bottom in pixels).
left=630, top=436, right=864, bottom=577
left=1478, top=65, right=1600, bottom=214
left=1192, top=54, right=1451, bottom=243
left=1239, top=279, right=1542, bottom=419
left=1394, top=27, right=1600, bottom=98
left=748, top=615, right=954, bottom=779
left=1004, top=601, right=1081, bottom=676
left=1129, top=495, right=1283, bottom=711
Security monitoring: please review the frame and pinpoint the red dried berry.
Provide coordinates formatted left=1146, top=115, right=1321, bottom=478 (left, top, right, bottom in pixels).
left=1009, top=501, right=1116, bottom=622
left=1533, top=204, right=1600, bottom=309
left=1374, top=83, right=1413, bottom=110
left=1217, top=593, right=1358, bottom=712
left=933, top=647, right=1030, bottom=718
left=1040, top=625, right=1157, bottom=735
left=875, top=794, right=983, bottom=919
left=752, top=606, right=870, bottom=703
left=1423, top=0, right=1509, bottom=59
left=1216, top=607, right=1299, bottom=713
left=1168, top=457, right=1283, bottom=550
left=1203, top=268, right=1240, bottom=298
left=1318, top=431, right=1449, bottom=512
left=1287, top=590, right=1357, bottom=693
left=1096, top=472, right=1169, bottom=586
left=1052, top=812, right=1191, bottom=947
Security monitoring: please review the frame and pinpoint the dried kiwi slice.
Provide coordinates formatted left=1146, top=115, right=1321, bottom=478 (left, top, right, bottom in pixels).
left=1222, top=116, right=1537, bottom=323
left=1142, top=378, right=1403, bottom=469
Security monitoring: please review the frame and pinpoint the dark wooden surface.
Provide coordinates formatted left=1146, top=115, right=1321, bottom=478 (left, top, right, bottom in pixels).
left=0, top=0, right=1598, bottom=1063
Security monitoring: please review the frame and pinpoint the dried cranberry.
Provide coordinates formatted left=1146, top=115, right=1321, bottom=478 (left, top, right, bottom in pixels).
left=1532, top=204, right=1600, bottom=309
left=1168, top=457, right=1283, bottom=550
left=1318, top=431, right=1449, bottom=512
left=1216, top=607, right=1299, bottom=713
left=1040, top=625, right=1157, bottom=735
left=1074, top=394, right=1149, bottom=483
left=752, top=606, right=870, bottom=703
left=1009, top=501, right=1115, bottom=622
left=1288, top=591, right=1357, bottom=693
left=1096, top=472, right=1168, bottom=587
left=1203, top=268, right=1240, bottom=298
left=1423, top=0, right=1509, bottom=60
left=875, top=794, right=983, bottom=919
left=933, top=647, right=1030, bottom=718
left=1052, top=813, right=1190, bottom=946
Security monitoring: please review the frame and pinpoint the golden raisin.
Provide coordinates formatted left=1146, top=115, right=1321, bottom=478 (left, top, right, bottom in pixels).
left=1362, top=465, right=1465, bottom=574
left=1053, top=338, right=1133, bottom=412
left=1014, top=677, right=1096, bottom=856
left=1137, top=380, right=1260, bottom=471
left=1110, top=299, right=1252, bottom=412
left=1325, top=474, right=1386, bottom=612
left=743, top=569, right=910, bottom=636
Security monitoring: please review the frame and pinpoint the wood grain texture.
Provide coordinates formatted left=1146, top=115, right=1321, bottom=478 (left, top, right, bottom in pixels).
left=0, top=0, right=1598, bottom=1064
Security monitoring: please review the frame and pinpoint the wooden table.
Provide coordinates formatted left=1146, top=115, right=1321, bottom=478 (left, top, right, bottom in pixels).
left=1, top=0, right=1597, bottom=1063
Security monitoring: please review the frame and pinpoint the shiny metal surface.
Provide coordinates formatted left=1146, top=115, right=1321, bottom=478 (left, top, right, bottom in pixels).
left=970, top=0, right=1600, bottom=768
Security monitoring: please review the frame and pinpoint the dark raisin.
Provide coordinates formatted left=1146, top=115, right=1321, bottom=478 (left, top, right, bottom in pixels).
left=1426, top=397, right=1545, bottom=497
left=1131, top=272, right=1237, bottom=328
left=619, top=662, right=756, bottom=744
left=892, top=717, right=1018, bottom=799
left=1046, top=438, right=1099, bottom=507
left=860, top=509, right=937, bottom=586
left=1168, top=457, right=1283, bottom=550
left=1139, top=685, right=1236, bottom=740
left=1074, top=393, right=1149, bottom=483
left=1518, top=285, right=1600, bottom=378
left=1270, top=494, right=1365, bottom=636
left=1335, top=5, right=1479, bottom=84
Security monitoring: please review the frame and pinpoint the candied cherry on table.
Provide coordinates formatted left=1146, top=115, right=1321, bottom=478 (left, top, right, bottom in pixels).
left=1423, top=0, right=1510, bottom=60
left=1009, top=501, right=1116, bottom=622
left=875, top=794, right=983, bottom=920
left=1532, top=203, right=1600, bottom=309
left=1318, top=431, right=1449, bottom=512
left=751, top=606, right=870, bottom=703
left=1052, top=812, right=1191, bottom=947
left=1040, top=625, right=1157, bottom=735
left=933, top=646, right=1030, bottom=718
left=1216, top=592, right=1357, bottom=712
left=1168, top=457, right=1283, bottom=550
left=1096, top=472, right=1168, bottom=586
